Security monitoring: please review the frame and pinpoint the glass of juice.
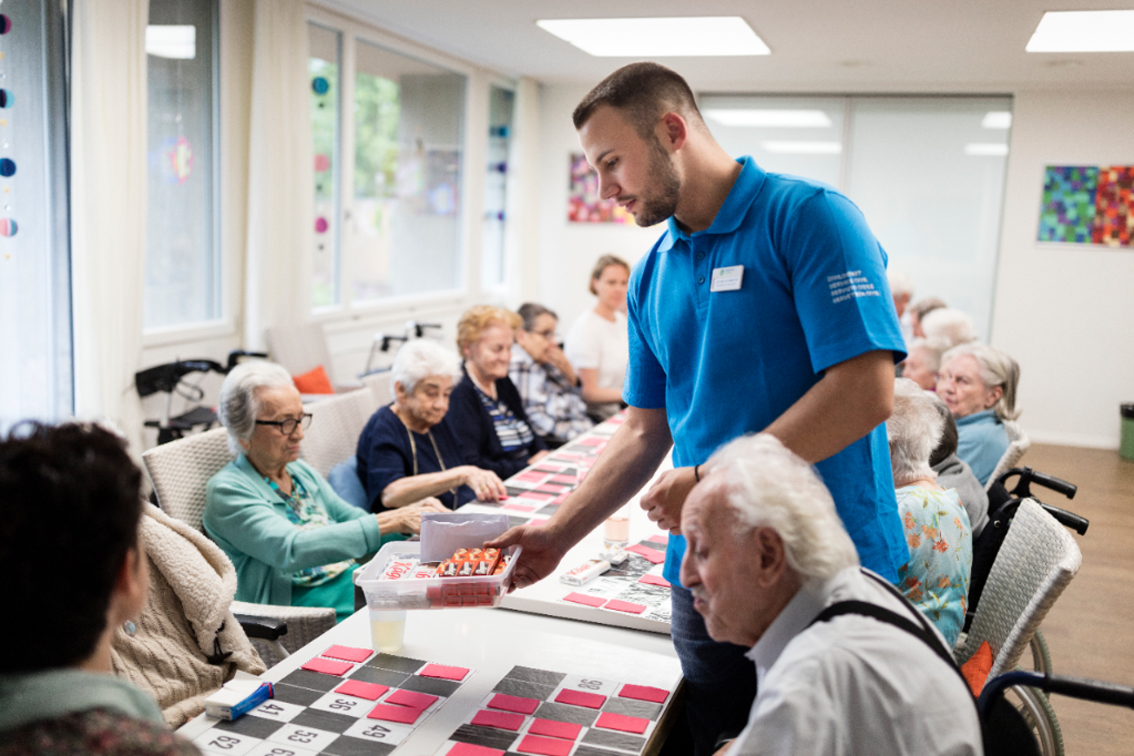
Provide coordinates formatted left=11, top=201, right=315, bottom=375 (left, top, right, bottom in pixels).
left=603, top=504, right=630, bottom=549
left=369, top=609, right=406, bottom=653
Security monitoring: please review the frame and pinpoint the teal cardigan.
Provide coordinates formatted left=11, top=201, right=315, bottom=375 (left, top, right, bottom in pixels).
left=204, top=454, right=399, bottom=607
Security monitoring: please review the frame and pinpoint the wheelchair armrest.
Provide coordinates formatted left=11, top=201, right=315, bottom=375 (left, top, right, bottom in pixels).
left=234, top=613, right=288, bottom=641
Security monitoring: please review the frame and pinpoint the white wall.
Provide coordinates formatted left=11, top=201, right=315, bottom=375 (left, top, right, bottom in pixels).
left=990, top=89, right=1134, bottom=449
left=533, top=84, right=661, bottom=328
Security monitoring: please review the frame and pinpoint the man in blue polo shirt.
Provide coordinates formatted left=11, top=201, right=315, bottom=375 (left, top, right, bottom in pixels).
left=490, top=63, right=907, bottom=756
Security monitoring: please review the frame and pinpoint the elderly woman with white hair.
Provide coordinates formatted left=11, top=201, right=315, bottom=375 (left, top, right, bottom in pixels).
left=888, top=377, right=973, bottom=646
left=204, top=361, right=445, bottom=621
left=356, top=339, right=507, bottom=512
left=899, top=337, right=945, bottom=391
left=920, top=307, right=976, bottom=351
left=936, top=342, right=1021, bottom=486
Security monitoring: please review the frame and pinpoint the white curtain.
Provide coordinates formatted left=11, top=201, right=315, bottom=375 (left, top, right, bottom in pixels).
left=70, top=0, right=148, bottom=452
left=243, top=0, right=314, bottom=351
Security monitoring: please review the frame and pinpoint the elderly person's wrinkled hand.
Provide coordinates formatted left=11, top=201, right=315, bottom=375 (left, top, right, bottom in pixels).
left=460, top=467, right=507, bottom=502
left=376, top=497, right=448, bottom=535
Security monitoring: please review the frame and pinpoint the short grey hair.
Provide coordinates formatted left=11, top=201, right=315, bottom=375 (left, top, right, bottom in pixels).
left=920, top=307, right=976, bottom=349
left=906, top=336, right=947, bottom=375
left=703, top=434, right=859, bottom=588
left=217, top=360, right=294, bottom=455
left=887, top=269, right=914, bottom=298
left=390, top=339, right=462, bottom=397
left=887, top=378, right=945, bottom=486
left=941, top=342, right=1021, bottom=421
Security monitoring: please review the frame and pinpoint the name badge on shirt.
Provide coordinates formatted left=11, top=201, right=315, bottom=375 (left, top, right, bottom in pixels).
left=710, top=265, right=744, bottom=292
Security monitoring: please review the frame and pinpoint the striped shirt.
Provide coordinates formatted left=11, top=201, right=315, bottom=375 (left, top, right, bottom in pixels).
left=475, top=384, right=535, bottom=454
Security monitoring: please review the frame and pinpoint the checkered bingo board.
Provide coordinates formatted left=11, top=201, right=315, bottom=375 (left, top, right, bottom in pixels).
left=190, top=645, right=673, bottom=756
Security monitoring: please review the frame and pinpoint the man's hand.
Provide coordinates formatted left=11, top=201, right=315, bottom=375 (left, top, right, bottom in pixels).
left=485, top=525, right=569, bottom=592
left=640, top=466, right=698, bottom=534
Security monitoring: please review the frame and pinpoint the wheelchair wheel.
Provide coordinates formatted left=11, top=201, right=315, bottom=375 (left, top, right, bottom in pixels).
left=1005, top=683, right=1064, bottom=756
left=1028, top=629, right=1053, bottom=676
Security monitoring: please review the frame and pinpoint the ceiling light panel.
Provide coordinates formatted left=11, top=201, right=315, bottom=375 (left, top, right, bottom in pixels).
left=536, top=17, right=770, bottom=57
left=1026, top=11, right=1134, bottom=53
left=146, top=25, right=196, bottom=60
left=704, top=109, right=832, bottom=128
left=981, top=111, right=1012, bottom=129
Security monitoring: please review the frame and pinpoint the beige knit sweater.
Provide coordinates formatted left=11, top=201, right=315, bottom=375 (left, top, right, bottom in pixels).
left=111, top=504, right=267, bottom=727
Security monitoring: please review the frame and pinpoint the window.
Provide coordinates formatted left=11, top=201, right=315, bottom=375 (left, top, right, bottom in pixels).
left=308, top=20, right=467, bottom=310
left=143, top=0, right=220, bottom=330
left=0, top=0, right=72, bottom=426
left=700, top=94, right=1011, bottom=340
left=482, top=84, right=514, bottom=289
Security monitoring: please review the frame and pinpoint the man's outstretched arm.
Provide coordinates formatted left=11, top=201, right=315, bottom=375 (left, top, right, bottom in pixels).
left=488, top=406, right=673, bottom=590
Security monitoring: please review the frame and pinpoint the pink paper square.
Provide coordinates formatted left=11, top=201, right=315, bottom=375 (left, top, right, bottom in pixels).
left=488, top=693, right=540, bottom=715
left=577, top=437, right=605, bottom=447
left=595, top=711, right=649, bottom=734
left=385, top=688, right=438, bottom=709
left=647, top=534, right=668, bottom=545
left=503, top=502, right=537, bottom=513
left=517, top=735, right=573, bottom=756
left=554, top=689, right=606, bottom=709
left=322, top=645, right=372, bottom=663
left=638, top=574, right=671, bottom=588
left=562, top=592, right=606, bottom=608
left=513, top=471, right=546, bottom=483
left=605, top=599, right=647, bottom=615
left=448, top=744, right=505, bottom=756
left=367, top=703, right=423, bottom=724
left=471, top=709, right=525, bottom=731
left=420, top=663, right=469, bottom=681
left=528, top=519, right=548, bottom=528
left=528, top=718, right=582, bottom=740
left=301, top=657, right=353, bottom=676
left=625, top=544, right=665, bottom=564
left=335, top=680, right=389, bottom=701
left=619, top=684, right=669, bottom=704
left=517, top=491, right=554, bottom=501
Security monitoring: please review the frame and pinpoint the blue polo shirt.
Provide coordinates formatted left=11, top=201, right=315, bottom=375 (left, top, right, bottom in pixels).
left=624, top=157, right=908, bottom=585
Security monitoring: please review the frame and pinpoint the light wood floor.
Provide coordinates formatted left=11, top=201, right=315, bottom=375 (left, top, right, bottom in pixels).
left=1011, top=443, right=1134, bottom=754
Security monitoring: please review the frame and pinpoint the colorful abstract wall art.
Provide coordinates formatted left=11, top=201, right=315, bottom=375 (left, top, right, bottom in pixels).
left=568, top=153, right=634, bottom=225
left=1038, top=165, right=1133, bottom=247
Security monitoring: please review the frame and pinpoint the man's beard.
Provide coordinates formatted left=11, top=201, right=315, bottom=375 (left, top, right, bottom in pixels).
left=631, top=140, right=681, bottom=228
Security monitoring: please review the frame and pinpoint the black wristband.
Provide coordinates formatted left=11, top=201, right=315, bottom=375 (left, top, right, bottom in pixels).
left=694, top=464, right=701, bottom=482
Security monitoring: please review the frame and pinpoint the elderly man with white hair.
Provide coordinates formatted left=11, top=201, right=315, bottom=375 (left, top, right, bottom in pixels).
left=681, top=434, right=982, bottom=756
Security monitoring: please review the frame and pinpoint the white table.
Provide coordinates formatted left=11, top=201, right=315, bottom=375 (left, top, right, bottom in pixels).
left=179, top=606, right=684, bottom=756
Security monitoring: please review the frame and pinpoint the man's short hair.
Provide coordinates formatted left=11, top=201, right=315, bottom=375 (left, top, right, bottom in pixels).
left=705, top=434, right=859, bottom=587
left=0, top=422, right=143, bottom=673
left=573, top=62, right=703, bottom=139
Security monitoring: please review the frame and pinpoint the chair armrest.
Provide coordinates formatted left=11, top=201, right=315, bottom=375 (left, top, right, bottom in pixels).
left=234, top=613, right=288, bottom=641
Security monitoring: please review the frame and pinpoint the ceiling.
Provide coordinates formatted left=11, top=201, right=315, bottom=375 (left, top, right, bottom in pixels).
left=317, top=0, right=1134, bottom=93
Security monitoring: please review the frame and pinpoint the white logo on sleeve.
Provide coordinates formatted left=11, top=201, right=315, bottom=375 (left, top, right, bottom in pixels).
left=827, top=270, right=881, bottom=304
left=710, top=265, right=744, bottom=292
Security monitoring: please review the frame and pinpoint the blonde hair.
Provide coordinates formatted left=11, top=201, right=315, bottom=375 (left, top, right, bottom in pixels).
left=589, top=254, right=630, bottom=295
left=456, top=305, right=522, bottom=354
left=941, top=343, right=1021, bottom=421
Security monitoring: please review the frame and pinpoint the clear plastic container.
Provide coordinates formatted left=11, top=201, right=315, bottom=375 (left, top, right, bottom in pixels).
left=355, top=540, right=522, bottom=611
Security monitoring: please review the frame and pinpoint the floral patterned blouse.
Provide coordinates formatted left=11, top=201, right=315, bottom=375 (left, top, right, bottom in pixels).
left=896, top=486, right=973, bottom=647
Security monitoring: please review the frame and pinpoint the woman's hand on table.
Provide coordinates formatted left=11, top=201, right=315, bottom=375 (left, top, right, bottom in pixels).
left=640, top=466, right=698, bottom=535
left=376, top=497, right=448, bottom=535
left=460, top=466, right=507, bottom=502
left=485, top=525, right=567, bottom=592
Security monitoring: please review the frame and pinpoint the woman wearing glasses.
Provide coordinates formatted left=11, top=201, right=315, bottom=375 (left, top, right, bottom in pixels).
left=510, top=303, right=593, bottom=448
left=204, top=361, right=445, bottom=621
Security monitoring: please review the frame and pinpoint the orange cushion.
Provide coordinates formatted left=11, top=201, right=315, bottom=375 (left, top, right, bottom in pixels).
left=293, top=365, right=334, bottom=394
left=961, top=641, right=994, bottom=697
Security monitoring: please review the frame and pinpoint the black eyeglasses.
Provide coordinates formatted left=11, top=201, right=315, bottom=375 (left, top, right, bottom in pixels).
left=255, top=414, right=313, bottom=435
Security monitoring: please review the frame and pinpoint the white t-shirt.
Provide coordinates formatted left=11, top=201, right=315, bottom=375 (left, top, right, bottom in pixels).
left=564, top=309, right=628, bottom=419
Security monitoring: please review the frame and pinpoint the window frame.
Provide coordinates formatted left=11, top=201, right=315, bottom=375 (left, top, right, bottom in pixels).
left=305, top=5, right=493, bottom=324
left=141, top=0, right=229, bottom=344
